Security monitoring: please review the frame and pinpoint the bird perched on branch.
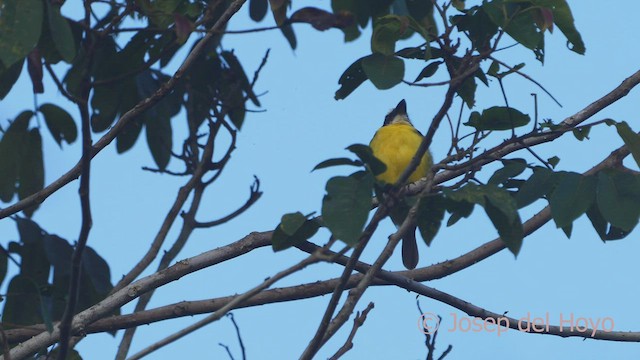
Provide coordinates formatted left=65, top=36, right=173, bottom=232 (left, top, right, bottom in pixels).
left=369, top=99, right=432, bottom=269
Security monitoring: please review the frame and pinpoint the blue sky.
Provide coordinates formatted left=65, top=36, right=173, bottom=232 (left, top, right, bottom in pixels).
left=1, top=1, right=640, bottom=359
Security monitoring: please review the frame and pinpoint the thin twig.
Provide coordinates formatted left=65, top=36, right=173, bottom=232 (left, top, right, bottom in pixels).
left=56, top=3, right=95, bottom=357
left=328, top=302, right=374, bottom=360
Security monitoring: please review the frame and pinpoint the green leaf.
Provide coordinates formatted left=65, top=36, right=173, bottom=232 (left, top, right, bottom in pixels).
left=17, top=128, right=44, bottom=217
left=416, top=194, right=446, bottom=246
left=483, top=0, right=544, bottom=60
left=221, top=51, right=260, bottom=107
left=146, top=115, right=172, bottom=171
left=346, top=144, right=386, bottom=176
left=91, top=84, right=121, bottom=132
left=561, top=223, right=572, bottom=239
left=3, top=275, right=42, bottom=326
left=272, top=212, right=321, bottom=251
left=586, top=204, right=607, bottom=241
left=405, top=0, right=436, bottom=37
left=414, top=61, right=441, bottom=82
left=279, top=23, right=297, bottom=50
left=82, top=246, right=113, bottom=295
left=313, top=157, right=363, bottom=171
left=572, top=126, right=590, bottom=141
left=46, top=1, right=76, bottom=63
left=549, top=172, right=596, bottom=228
left=0, top=0, right=43, bottom=67
left=488, top=158, right=527, bottom=185
left=361, top=53, right=404, bottom=90
left=322, top=171, right=374, bottom=245
left=547, top=156, right=560, bottom=168
left=542, top=0, right=585, bottom=54
left=457, top=76, right=476, bottom=108
left=464, top=106, right=530, bottom=131
left=43, top=234, right=72, bottom=276
left=39, top=103, right=77, bottom=146
left=614, top=121, right=640, bottom=168
left=0, top=111, right=32, bottom=202
left=483, top=185, right=518, bottom=224
left=484, top=196, right=523, bottom=256
left=515, top=166, right=558, bottom=208
left=596, top=170, right=640, bottom=232
left=445, top=198, right=474, bottom=226
left=0, top=58, right=24, bottom=99
left=371, top=15, right=407, bottom=55
left=451, top=6, right=497, bottom=50
left=335, top=57, right=367, bottom=100
left=0, top=249, right=8, bottom=288
left=250, top=0, right=269, bottom=21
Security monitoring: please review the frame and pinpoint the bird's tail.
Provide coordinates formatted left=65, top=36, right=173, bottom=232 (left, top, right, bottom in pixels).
left=401, top=229, right=419, bottom=270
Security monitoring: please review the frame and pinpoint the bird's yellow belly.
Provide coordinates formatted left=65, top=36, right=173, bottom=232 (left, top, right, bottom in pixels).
left=369, top=124, right=431, bottom=184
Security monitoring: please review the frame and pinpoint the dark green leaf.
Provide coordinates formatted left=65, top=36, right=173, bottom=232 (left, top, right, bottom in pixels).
left=46, top=1, right=76, bottom=63
left=549, top=172, right=596, bottom=228
left=572, top=126, right=590, bottom=141
left=17, top=129, right=44, bottom=217
left=361, top=53, right=404, bottom=90
left=542, top=0, right=585, bottom=54
left=82, top=246, right=113, bottom=295
left=596, top=170, right=640, bottom=232
left=146, top=115, right=172, bottom=171
left=43, top=234, right=72, bottom=276
left=451, top=6, right=497, bottom=50
left=484, top=196, right=523, bottom=256
left=335, top=57, right=367, bottom=100
left=515, top=166, right=558, bottom=208
left=484, top=1, right=544, bottom=60
left=3, top=275, right=42, bottom=326
left=322, top=171, right=374, bottom=245
left=371, top=15, right=408, bottom=55
left=488, top=158, right=527, bottom=185
left=330, top=0, right=362, bottom=41
left=0, top=0, right=43, bottom=67
left=91, top=84, right=121, bottom=132
left=221, top=51, right=260, bottom=107
left=0, top=111, right=32, bottom=202
left=405, top=0, right=436, bottom=37
left=0, top=249, right=7, bottom=288
left=250, top=0, right=269, bottom=21
left=347, top=144, right=386, bottom=176
left=547, top=155, right=560, bottom=168
left=313, top=157, right=363, bottom=171
left=561, top=223, right=572, bottom=238
left=614, top=121, right=640, bottom=168
left=416, top=194, right=446, bottom=246
left=586, top=205, right=607, bottom=241
left=456, top=76, right=476, bottom=108
left=279, top=23, right=297, bottom=50
left=0, top=59, right=24, bottom=99
left=272, top=213, right=321, bottom=251
left=39, top=103, right=77, bottom=146
left=40, top=292, right=54, bottom=332
left=465, top=106, right=530, bottom=131
left=445, top=199, right=474, bottom=226
left=414, top=61, right=441, bottom=82
left=483, top=185, right=518, bottom=223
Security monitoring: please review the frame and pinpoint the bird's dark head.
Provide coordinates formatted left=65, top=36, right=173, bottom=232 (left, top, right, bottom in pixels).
left=383, top=99, right=411, bottom=126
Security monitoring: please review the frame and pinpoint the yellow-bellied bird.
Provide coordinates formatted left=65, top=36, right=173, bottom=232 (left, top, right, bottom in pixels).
left=369, top=99, right=432, bottom=269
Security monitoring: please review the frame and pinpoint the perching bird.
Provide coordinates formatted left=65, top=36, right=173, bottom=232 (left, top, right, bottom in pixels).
left=369, top=99, right=432, bottom=269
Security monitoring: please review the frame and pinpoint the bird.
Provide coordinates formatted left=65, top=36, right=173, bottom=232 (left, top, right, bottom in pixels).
left=369, top=99, right=433, bottom=269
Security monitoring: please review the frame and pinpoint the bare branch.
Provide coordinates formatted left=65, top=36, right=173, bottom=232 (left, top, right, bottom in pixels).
left=328, top=302, right=374, bottom=360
